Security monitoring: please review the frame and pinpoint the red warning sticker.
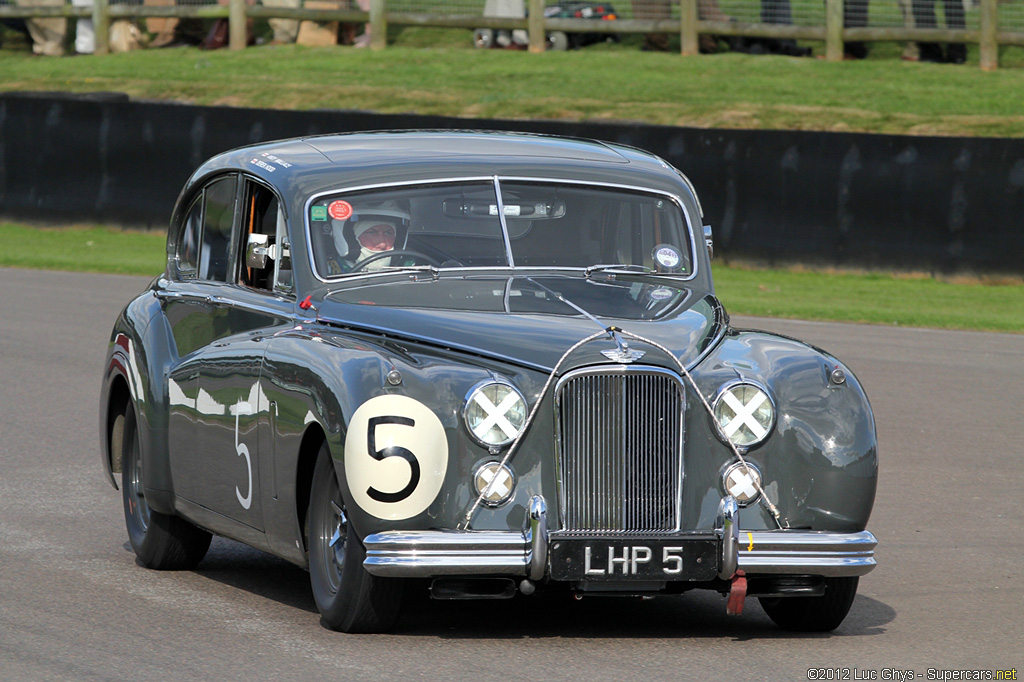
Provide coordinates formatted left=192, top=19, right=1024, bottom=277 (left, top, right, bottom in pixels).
left=328, top=200, right=353, bottom=221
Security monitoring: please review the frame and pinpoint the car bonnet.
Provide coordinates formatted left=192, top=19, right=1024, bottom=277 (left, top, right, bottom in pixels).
left=314, top=274, right=724, bottom=373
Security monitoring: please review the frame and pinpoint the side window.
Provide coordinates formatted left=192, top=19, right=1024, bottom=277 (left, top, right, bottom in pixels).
left=198, top=175, right=238, bottom=282
left=177, top=197, right=202, bottom=278
left=238, top=180, right=292, bottom=294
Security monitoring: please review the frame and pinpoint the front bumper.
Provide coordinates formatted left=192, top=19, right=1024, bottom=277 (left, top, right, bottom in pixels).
left=362, top=496, right=877, bottom=580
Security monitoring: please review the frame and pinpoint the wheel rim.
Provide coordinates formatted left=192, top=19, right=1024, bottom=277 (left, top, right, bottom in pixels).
left=317, top=484, right=347, bottom=593
left=126, top=432, right=151, bottom=532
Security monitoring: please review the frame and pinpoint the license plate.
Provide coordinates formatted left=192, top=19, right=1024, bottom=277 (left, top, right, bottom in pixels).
left=548, top=537, right=720, bottom=582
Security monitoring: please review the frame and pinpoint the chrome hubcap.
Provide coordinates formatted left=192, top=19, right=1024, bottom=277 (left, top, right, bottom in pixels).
left=128, top=441, right=150, bottom=532
left=324, top=498, right=347, bottom=591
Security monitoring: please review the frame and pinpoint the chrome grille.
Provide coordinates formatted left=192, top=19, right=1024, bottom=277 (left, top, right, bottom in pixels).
left=555, top=366, right=684, bottom=533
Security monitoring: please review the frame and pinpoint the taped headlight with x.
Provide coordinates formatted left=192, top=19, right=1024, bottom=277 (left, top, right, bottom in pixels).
left=713, top=383, right=775, bottom=448
left=464, top=381, right=528, bottom=447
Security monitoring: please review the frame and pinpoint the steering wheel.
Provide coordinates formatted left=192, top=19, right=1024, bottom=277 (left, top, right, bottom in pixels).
left=350, top=249, right=441, bottom=272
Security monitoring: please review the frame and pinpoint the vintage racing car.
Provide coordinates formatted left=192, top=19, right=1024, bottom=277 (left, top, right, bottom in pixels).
left=99, top=130, right=877, bottom=633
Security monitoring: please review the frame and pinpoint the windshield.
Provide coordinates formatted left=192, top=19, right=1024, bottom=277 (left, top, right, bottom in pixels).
left=307, top=179, right=694, bottom=279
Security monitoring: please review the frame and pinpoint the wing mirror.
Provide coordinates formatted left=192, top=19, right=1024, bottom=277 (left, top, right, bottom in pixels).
left=246, top=233, right=274, bottom=269
left=703, top=225, right=714, bottom=259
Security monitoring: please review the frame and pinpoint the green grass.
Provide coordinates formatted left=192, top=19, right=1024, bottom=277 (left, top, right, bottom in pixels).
left=0, top=223, right=166, bottom=275
left=2, top=26, right=1024, bottom=137
left=2, top=222, right=1020, bottom=332
left=715, top=265, right=1024, bottom=332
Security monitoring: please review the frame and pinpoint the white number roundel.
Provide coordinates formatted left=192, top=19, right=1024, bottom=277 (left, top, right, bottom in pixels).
left=344, top=395, right=448, bottom=520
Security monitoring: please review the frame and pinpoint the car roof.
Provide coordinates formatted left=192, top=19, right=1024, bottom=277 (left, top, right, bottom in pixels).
left=186, top=130, right=698, bottom=204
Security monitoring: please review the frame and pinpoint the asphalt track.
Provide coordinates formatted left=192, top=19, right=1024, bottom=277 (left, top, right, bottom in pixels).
left=1, top=267, right=1021, bottom=682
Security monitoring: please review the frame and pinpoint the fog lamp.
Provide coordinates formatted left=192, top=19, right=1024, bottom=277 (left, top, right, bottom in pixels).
left=722, top=461, right=763, bottom=507
left=473, top=462, right=516, bottom=506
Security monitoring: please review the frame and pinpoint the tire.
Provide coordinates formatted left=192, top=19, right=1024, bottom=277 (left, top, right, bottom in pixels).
left=121, top=405, right=211, bottom=570
left=473, top=28, right=493, bottom=49
left=307, top=442, right=403, bottom=633
left=759, top=576, right=859, bottom=632
left=546, top=30, right=569, bottom=51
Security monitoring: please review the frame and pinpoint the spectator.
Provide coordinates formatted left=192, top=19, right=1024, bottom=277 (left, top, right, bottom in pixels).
left=912, top=0, right=966, bottom=63
left=72, top=0, right=94, bottom=54
left=264, top=0, right=300, bottom=44
left=14, top=0, right=66, bottom=56
left=343, top=0, right=370, bottom=47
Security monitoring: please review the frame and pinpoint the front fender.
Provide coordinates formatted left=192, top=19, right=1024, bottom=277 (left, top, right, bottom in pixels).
left=264, top=328, right=549, bottom=541
left=688, top=328, right=877, bottom=532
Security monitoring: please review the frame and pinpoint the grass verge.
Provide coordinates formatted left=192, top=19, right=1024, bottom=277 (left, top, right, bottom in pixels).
left=2, top=222, right=1020, bottom=332
left=2, top=27, right=1024, bottom=137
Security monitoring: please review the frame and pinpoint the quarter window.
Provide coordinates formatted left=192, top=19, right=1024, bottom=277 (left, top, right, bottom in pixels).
left=177, top=198, right=202, bottom=278
left=198, top=176, right=238, bottom=282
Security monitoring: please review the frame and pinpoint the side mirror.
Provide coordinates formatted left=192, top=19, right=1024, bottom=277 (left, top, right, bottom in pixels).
left=246, top=233, right=272, bottom=269
left=703, top=225, right=714, bottom=259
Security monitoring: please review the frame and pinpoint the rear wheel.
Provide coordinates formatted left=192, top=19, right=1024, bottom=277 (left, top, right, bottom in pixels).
left=759, top=576, right=859, bottom=632
left=473, top=28, right=494, bottom=48
left=121, top=405, right=211, bottom=570
left=547, top=30, right=569, bottom=51
left=307, top=442, right=403, bottom=633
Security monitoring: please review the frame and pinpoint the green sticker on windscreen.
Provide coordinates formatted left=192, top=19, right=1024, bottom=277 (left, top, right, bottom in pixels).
left=311, top=205, right=328, bottom=221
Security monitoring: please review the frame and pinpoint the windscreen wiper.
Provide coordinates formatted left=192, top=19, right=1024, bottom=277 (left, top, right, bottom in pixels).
left=584, top=263, right=656, bottom=278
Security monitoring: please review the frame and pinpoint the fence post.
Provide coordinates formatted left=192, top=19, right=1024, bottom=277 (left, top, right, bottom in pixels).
left=979, top=0, right=998, bottom=71
left=229, top=0, right=247, bottom=50
left=370, top=0, right=386, bottom=49
left=93, top=0, right=109, bottom=55
left=825, top=0, right=843, bottom=61
left=680, top=0, right=698, bottom=55
left=528, top=0, right=545, bottom=53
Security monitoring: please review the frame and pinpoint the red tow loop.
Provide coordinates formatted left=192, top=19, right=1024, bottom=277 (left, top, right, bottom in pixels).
left=726, top=569, right=747, bottom=616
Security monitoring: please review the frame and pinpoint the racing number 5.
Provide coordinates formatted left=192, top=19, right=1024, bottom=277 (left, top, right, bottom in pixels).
left=366, top=416, right=420, bottom=503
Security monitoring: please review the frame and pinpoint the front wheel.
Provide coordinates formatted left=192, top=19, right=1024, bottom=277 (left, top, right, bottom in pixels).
left=121, top=404, right=211, bottom=570
left=758, top=576, right=859, bottom=632
left=307, top=443, right=403, bottom=633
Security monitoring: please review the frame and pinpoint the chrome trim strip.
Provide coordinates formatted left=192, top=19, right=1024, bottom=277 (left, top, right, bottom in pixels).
left=738, top=530, right=878, bottom=577
left=362, top=530, right=530, bottom=578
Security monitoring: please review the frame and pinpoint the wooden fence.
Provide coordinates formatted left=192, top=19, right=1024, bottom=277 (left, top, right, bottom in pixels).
left=0, top=0, right=1020, bottom=69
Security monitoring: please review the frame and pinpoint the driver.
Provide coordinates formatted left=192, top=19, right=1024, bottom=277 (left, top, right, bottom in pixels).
left=327, top=200, right=411, bottom=273
left=350, top=220, right=397, bottom=268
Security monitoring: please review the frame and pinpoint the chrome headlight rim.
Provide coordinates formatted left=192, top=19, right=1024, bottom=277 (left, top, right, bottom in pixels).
left=720, top=460, right=763, bottom=508
left=711, top=380, right=776, bottom=451
left=462, top=379, right=528, bottom=448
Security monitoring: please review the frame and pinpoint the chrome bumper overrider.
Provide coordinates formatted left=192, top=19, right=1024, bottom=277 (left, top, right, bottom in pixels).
left=362, top=495, right=877, bottom=580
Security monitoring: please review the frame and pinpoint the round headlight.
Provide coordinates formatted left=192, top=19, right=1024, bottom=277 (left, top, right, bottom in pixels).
left=712, top=382, right=775, bottom=449
left=464, top=381, right=528, bottom=447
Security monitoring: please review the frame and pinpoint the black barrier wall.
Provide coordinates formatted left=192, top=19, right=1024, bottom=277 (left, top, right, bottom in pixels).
left=2, top=92, right=1022, bottom=274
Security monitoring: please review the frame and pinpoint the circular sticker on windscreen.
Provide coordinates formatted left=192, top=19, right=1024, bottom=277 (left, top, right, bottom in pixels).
left=649, top=287, right=674, bottom=301
left=328, top=200, right=353, bottom=221
left=654, top=244, right=683, bottom=271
